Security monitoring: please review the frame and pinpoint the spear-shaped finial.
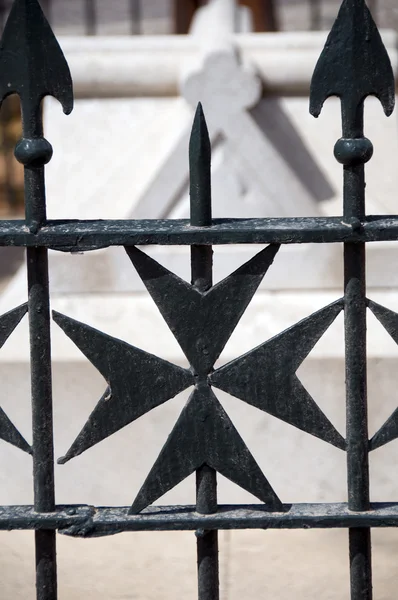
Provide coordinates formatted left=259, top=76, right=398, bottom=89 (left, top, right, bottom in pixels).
left=189, top=102, right=213, bottom=292
left=189, top=102, right=217, bottom=598
left=0, top=5, right=73, bottom=598
left=310, top=0, right=395, bottom=218
left=310, top=4, right=395, bottom=598
left=310, top=0, right=395, bottom=134
left=0, top=0, right=73, bottom=233
left=0, top=0, right=74, bottom=229
left=0, top=0, right=73, bottom=127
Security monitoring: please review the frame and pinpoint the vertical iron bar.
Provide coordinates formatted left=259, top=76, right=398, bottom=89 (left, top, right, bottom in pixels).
left=20, top=105, right=57, bottom=599
left=190, top=103, right=219, bottom=600
left=342, top=103, right=372, bottom=600
left=0, top=3, right=72, bottom=597
left=311, top=15, right=393, bottom=599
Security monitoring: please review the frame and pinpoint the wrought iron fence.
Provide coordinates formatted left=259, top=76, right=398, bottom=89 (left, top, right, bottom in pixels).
left=0, top=0, right=397, bottom=599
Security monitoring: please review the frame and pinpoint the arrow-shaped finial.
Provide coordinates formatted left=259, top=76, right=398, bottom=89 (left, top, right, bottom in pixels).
left=0, top=0, right=73, bottom=130
left=0, top=0, right=74, bottom=228
left=310, top=0, right=395, bottom=126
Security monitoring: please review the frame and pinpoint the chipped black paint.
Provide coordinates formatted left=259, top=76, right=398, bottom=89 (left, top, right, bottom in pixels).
left=310, top=0, right=395, bottom=598
left=0, top=1, right=396, bottom=600
left=0, top=1, right=74, bottom=599
left=3, top=503, right=398, bottom=536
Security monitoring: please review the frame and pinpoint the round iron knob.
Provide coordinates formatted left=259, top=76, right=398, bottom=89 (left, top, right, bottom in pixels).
left=334, top=137, right=373, bottom=166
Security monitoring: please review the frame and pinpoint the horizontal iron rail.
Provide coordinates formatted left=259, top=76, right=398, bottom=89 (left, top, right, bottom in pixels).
left=0, top=216, right=398, bottom=249
left=2, top=503, right=398, bottom=536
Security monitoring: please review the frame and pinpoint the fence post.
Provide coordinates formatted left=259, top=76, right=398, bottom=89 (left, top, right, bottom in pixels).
left=310, top=0, right=395, bottom=598
left=189, top=104, right=219, bottom=600
left=0, top=1, right=74, bottom=598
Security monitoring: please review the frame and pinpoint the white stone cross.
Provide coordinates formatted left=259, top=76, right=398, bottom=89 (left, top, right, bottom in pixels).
left=132, top=0, right=324, bottom=220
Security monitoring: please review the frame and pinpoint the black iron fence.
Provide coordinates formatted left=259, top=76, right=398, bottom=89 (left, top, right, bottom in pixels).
left=0, top=0, right=398, bottom=599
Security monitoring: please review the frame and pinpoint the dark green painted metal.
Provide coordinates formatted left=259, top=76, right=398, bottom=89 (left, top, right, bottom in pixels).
left=310, top=0, right=395, bottom=598
left=0, top=1, right=74, bottom=599
left=210, top=300, right=346, bottom=450
left=4, top=503, right=398, bottom=535
left=130, top=384, right=282, bottom=514
left=53, top=310, right=192, bottom=464
left=0, top=1, right=396, bottom=600
left=189, top=103, right=219, bottom=600
left=0, top=216, right=396, bottom=248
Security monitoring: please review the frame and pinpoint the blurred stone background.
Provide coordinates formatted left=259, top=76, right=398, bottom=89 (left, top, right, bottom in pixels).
left=0, top=0, right=397, bottom=219
left=0, top=0, right=396, bottom=220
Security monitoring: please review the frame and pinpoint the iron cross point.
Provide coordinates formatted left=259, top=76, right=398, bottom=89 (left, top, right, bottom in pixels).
left=368, top=300, right=398, bottom=451
left=210, top=299, right=346, bottom=451
left=130, top=383, right=283, bottom=514
left=55, top=249, right=345, bottom=467
left=310, top=0, right=395, bottom=121
left=54, top=244, right=279, bottom=463
left=53, top=311, right=192, bottom=464
left=0, top=0, right=73, bottom=118
left=125, top=244, right=280, bottom=377
left=0, top=303, right=31, bottom=454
